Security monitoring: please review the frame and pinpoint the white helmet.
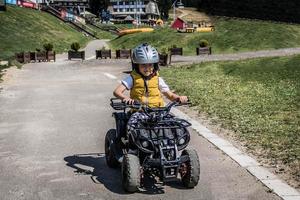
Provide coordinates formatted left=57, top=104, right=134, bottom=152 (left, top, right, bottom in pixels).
left=131, top=43, right=159, bottom=64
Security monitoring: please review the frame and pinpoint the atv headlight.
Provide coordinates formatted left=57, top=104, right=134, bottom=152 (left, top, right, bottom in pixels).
left=141, top=140, right=149, bottom=148
left=139, top=129, right=150, bottom=138
left=176, top=128, right=190, bottom=151
left=178, top=138, right=185, bottom=145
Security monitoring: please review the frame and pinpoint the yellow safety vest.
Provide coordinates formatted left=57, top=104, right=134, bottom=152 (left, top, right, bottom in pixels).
left=130, top=71, right=164, bottom=108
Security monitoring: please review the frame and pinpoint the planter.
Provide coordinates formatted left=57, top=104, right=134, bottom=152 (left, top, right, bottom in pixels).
left=15, top=52, right=24, bottom=63
left=116, top=49, right=131, bottom=59
left=30, top=52, right=37, bottom=62
left=196, top=47, right=211, bottom=55
left=96, top=50, right=111, bottom=59
left=68, top=51, right=85, bottom=60
left=169, top=47, right=183, bottom=56
left=23, top=52, right=30, bottom=63
left=36, top=51, right=47, bottom=62
left=15, top=52, right=31, bottom=63
left=169, top=47, right=183, bottom=64
left=159, top=53, right=169, bottom=66
left=46, top=51, right=56, bottom=62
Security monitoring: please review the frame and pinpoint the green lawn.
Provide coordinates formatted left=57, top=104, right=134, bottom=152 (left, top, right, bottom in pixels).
left=0, top=6, right=91, bottom=60
left=85, top=24, right=116, bottom=40
left=110, top=17, right=300, bottom=55
left=160, top=55, right=300, bottom=179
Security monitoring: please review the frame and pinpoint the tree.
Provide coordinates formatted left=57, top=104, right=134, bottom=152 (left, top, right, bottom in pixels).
left=89, top=0, right=109, bottom=16
left=157, top=0, right=172, bottom=20
left=181, top=0, right=198, bottom=7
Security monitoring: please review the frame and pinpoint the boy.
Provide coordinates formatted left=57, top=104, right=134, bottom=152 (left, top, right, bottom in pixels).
left=113, top=43, right=188, bottom=132
left=113, top=43, right=188, bottom=106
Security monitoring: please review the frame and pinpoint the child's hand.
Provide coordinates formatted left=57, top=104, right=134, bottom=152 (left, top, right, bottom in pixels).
left=123, top=97, right=135, bottom=105
left=178, top=96, right=188, bottom=104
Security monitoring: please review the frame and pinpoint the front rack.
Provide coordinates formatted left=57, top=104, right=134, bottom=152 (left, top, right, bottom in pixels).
left=132, top=118, right=191, bottom=130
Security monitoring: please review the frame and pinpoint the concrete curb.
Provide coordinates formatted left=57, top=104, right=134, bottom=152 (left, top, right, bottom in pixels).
left=171, top=108, right=300, bottom=200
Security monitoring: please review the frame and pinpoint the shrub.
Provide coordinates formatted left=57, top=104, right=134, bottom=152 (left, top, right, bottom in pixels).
left=171, top=44, right=177, bottom=48
left=199, top=39, right=209, bottom=47
left=160, top=47, right=168, bottom=55
left=43, top=43, right=54, bottom=52
left=36, top=48, right=41, bottom=52
left=71, top=42, right=80, bottom=52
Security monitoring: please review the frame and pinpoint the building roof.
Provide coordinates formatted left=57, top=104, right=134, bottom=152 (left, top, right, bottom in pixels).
left=175, top=17, right=187, bottom=23
left=80, top=11, right=96, bottom=18
left=181, top=14, right=211, bottom=23
left=124, top=15, right=134, bottom=21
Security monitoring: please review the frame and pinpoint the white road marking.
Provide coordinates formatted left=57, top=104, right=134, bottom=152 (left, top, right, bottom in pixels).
left=103, top=73, right=117, bottom=80
left=49, top=177, right=73, bottom=183
left=86, top=56, right=96, bottom=60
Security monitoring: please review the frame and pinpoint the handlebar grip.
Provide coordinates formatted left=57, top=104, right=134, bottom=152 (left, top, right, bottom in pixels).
left=174, top=97, right=190, bottom=105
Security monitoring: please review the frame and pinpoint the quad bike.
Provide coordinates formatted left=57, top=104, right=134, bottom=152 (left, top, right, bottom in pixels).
left=105, top=98, right=200, bottom=193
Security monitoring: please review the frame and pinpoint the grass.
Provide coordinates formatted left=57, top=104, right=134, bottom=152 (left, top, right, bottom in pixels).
left=160, top=55, right=300, bottom=179
left=85, top=24, right=116, bottom=40
left=110, top=17, right=300, bottom=55
left=0, top=6, right=91, bottom=60
left=110, top=27, right=185, bottom=52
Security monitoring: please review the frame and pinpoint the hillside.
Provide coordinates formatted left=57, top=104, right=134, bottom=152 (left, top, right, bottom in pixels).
left=110, top=14, right=300, bottom=55
left=0, top=6, right=91, bottom=60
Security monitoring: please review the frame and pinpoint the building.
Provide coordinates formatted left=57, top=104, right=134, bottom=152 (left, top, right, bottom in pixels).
left=41, top=0, right=89, bottom=15
left=171, top=17, right=187, bottom=29
left=41, top=0, right=89, bottom=8
left=108, top=0, right=160, bottom=24
left=0, top=0, right=6, bottom=11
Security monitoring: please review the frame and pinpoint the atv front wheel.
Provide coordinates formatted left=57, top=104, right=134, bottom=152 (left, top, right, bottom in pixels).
left=180, top=149, right=200, bottom=188
left=122, top=153, right=141, bottom=193
left=105, top=129, right=119, bottom=168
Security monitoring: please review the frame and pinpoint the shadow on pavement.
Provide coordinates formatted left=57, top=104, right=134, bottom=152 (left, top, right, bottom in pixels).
left=64, top=153, right=126, bottom=194
left=64, top=153, right=189, bottom=195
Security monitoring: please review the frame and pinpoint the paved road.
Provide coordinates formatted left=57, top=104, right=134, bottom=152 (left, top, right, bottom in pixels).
left=171, top=47, right=300, bottom=65
left=0, top=41, right=281, bottom=200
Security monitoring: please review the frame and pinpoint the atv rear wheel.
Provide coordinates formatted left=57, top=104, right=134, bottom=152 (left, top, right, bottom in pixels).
left=180, top=149, right=200, bottom=188
left=105, top=129, right=119, bottom=168
left=122, top=153, right=141, bottom=193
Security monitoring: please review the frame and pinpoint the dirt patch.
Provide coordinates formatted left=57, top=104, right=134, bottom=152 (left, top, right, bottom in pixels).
left=0, top=66, right=20, bottom=86
left=169, top=7, right=213, bottom=24
left=176, top=105, right=300, bottom=191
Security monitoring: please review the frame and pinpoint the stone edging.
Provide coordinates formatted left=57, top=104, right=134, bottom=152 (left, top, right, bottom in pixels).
left=171, top=107, right=300, bottom=200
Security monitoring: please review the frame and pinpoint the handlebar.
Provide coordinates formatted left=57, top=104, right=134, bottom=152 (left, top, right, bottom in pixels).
left=110, top=98, right=190, bottom=114
left=110, top=98, right=141, bottom=110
